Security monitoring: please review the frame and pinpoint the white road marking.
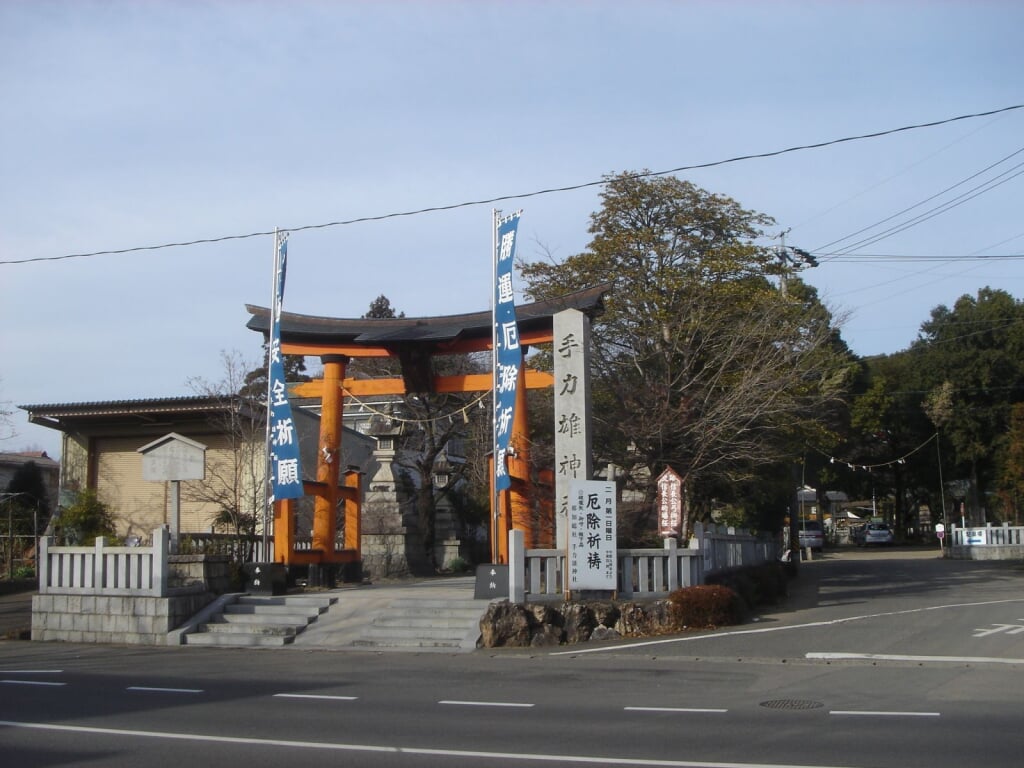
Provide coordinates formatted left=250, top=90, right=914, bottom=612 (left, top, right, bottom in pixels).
left=550, top=598, right=1024, bottom=656
left=274, top=693, right=358, bottom=701
left=625, top=706, right=728, bottom=714
left=830, top=710, right=940, bottom=718
left=0, top=718, right=872, bottom=767
left=972, top=622, right=1024, bottom=637
left=0, top=679, right=66, bottom=687
left=807, top=652, right=1024, bottom=666
left=0, top=669, right=63, bottom=674
left=126, top=686, right=203, bottom=694
left=439, top=699, right=534, bottom=708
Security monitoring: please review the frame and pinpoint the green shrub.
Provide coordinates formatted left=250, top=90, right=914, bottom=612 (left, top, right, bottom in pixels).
left=667, top=584, right=744, bottom=629
left=446, top=557, right=471, bottom=573
left=705, top=562, right=789, bottom=610
left=57, top=490, right=117, bottom=545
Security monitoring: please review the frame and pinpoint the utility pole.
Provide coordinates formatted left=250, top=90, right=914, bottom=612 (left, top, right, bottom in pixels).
left=776, top=228, right=791, bottom=297
left=774, top=228, right=818, bottom=298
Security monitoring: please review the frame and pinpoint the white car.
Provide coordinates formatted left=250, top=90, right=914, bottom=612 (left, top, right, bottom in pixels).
left=860, top=522, right=894, bottom=546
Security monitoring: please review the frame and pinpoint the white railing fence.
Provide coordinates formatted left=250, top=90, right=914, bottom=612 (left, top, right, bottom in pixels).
left=512, top=522, right=780, bottom=602
left=949, top=523, right=1024, bottom=548
left=39, top=527, right=169, bottom=597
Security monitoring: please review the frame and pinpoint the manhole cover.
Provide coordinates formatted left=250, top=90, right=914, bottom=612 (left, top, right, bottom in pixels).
left=759, top=699, right=824, bottom=710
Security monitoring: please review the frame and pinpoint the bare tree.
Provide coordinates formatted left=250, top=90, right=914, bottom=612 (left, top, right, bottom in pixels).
left=185, top=350, right=266, bottom=562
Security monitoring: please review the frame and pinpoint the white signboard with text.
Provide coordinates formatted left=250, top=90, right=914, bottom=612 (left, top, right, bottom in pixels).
left=568, top=480, right=617, bottom=591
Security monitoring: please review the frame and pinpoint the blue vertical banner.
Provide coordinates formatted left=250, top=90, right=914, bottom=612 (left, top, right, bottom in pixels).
left=268, top=234, right=304, bottom=501
left=493, top=210, right=523, bottom=492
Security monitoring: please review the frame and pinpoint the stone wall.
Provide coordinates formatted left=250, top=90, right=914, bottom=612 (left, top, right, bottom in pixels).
left=479, top=599, right=676, bottom=648
left=168, top=554, right=235, bottom=593
left=32, top=592, right=215, bottom=645
left=32, top=553, right=231, bottom=645
left=950, top=545, right=1024, bottom=561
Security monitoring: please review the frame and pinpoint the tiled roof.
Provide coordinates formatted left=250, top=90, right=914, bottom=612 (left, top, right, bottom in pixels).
left=246, top=283, right=610, bottom=346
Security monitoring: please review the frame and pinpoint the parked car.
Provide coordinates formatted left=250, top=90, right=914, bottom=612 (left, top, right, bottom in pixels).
left=859, top=522, right=893, bottom=546
left=798, top=521, right=825, bottom=552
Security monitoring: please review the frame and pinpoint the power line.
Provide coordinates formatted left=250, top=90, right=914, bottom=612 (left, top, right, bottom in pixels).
left=813, top=145, right=1024, bottom=253
left=819, top=253, right=1023, bottom=263
left=3, top=103, right=1023, bottom=267
left=822, top=162, right=1024, bottom=255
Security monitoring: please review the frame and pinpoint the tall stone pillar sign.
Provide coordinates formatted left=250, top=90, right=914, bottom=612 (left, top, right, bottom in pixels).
left=554, top=308, right=593, bottom=551
left=657, top=467, right=684, bottom=537
left=138, top=433, right=207, bottom=552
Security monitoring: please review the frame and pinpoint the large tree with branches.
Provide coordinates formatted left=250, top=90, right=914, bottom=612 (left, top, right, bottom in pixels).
left=520, top=172, right=854, bottom=537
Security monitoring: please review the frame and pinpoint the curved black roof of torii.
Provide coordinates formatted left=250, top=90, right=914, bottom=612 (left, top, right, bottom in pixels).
left=245, top=283, right=610, bottom=350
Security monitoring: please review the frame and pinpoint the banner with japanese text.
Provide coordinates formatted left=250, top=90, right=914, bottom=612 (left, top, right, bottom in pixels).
left=656, top=466, right=683, bottom=537
left=493, top=211, right=522, bottom=492
left=268, top=236, right=304, bottom=501
left=568, top=479, right=617, bottom=591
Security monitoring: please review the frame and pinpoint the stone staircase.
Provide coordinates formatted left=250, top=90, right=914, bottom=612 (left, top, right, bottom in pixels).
left=184, top=594, right=337, bottom=647
left=352, top=597, right=489, bottom=651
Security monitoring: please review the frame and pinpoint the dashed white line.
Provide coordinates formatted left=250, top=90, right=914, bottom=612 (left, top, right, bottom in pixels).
left=126, top=686, right=203, bottom=694
left=1, top=679, right=66, bottom=687
left=830, top=710, right=940, bottom=718
left=274, top=693, right=358, bottom=701
left=0, top=669, right=63, bottom=674
left=439, top=699, right=535, bottom=708
left=625, top=706, right=728, bottom=714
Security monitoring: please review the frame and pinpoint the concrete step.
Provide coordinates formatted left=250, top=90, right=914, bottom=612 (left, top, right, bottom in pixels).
left=238, top=595, right=337, bottom=610
left=351, top=636, right=468, bottom=650
left=224, top=604, right=322, bottom=619
left=362, top=624, right=470, bottom=641
left=216, top=612, right=314, bottom=626
left=199, top=621, right=303, bottom=637
left=372, top=615, right=481, bottom=629
left=185, top=631, right=296, bottom=647
left=352, top=597, right=488, bottom=650
left=183, top=593, right=337, bottom=648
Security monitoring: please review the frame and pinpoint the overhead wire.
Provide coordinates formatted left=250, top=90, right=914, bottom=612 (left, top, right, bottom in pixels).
left=3, top=103, right=1023, bottom=267
left=819, top=162, right=1024, bottom=255
left=813, top=145, right=1024, bottom=255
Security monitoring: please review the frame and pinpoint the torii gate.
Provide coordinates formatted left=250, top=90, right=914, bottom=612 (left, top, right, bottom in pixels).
left=246, top=284, right=607, bottom=570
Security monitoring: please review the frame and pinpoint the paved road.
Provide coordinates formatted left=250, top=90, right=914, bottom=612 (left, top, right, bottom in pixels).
left=2, top=548, right=1023, bottom=767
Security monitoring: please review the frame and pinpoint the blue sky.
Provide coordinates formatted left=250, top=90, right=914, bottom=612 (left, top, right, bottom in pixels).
left=2, top=0, right=1023, bottom=458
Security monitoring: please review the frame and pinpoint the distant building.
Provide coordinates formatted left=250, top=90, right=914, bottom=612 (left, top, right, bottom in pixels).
left=19, top=396, right=375, bottom=544
left=0, top=450, right=60, bottom=518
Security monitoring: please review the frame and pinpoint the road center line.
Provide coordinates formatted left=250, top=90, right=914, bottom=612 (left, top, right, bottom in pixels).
left=0, top=680, right=66, bottom=687
left=126, top=686, right=203, bottom=694
left=0, top=669, right=63, bottom=674
left=274, top=693, right=358, bottom=701
left=439, top=699, right=535, bottom=708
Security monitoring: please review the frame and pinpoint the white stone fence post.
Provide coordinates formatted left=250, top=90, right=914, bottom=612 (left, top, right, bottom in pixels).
left=38, top=527, right=169, bottom=597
